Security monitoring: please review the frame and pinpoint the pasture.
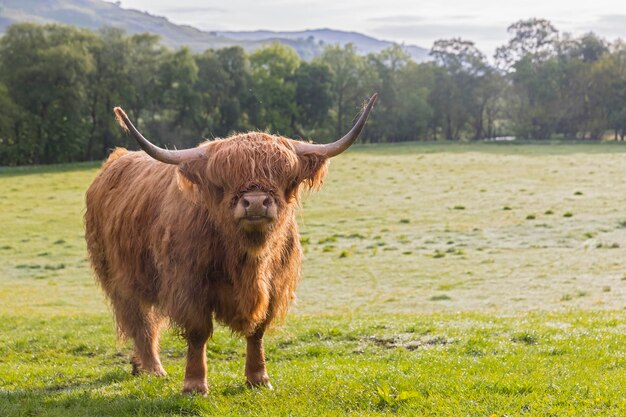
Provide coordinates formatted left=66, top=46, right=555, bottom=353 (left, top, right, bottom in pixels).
left=0, top=142, right=625, bottom=416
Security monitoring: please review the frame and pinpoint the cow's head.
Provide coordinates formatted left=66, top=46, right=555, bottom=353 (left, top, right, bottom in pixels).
left=113, top=94, right=377, bottom=247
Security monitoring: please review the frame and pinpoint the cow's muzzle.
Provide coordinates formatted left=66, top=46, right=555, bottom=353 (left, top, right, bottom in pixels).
left=235, top=191, right=277, bottom=227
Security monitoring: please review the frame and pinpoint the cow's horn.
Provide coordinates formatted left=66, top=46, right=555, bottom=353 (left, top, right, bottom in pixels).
left=293, top=93, right=377, bottom=158
left=113, top=107, right=206, bottom=164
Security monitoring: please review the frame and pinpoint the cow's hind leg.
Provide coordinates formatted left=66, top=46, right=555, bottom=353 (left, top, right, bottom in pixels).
left=110, top=293, right=166, bottom=376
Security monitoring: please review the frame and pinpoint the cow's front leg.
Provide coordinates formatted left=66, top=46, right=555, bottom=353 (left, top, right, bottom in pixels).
left=182, top=329, right=210, bottom=395
left=245, top=328, right=272, bottom=388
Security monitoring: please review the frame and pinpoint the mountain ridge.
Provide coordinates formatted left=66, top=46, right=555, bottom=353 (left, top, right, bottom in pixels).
left=217, top=28, right=429, bottom=61
left=0, top=0, right=429, bottom=61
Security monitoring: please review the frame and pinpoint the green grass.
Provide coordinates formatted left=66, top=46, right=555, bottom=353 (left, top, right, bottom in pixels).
left=1, top=142, right=626, bottom=415
left=0, top=312, right=624, bottom=416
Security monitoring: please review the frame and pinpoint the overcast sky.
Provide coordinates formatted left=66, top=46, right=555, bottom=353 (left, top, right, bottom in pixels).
left=110, top=0, right=626, bottom=56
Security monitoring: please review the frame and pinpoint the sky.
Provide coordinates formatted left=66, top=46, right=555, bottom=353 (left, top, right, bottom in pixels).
left=111, top=0, right=626, bottom=56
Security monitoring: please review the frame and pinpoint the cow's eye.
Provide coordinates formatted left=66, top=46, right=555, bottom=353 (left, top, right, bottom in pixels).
left=209, top=185, right=224, bottom=202
left=285, top=178, right=299, bottom=197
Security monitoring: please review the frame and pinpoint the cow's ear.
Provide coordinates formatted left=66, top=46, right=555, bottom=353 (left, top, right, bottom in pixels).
left=176, top=158, right=207, bottom=199
left=297, top=153, right=329, bottom=191
left=177, top=158, right=226, bottom=203
left=178, top=158, right=207, bottom=185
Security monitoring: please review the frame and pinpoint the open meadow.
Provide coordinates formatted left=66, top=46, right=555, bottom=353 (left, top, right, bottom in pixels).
left=1, top=142, right=625, bottom=416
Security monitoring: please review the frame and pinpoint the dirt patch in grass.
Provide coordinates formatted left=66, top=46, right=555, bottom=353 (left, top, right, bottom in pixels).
left=363, top=334, right=452, bottom=351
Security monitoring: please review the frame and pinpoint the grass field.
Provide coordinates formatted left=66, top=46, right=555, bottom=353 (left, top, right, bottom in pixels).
left=1, top=142, right=625, bottom=416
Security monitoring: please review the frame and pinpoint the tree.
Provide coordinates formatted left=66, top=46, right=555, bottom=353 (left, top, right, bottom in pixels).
left=249, top=43, right=300, bottom=135
left=125, top=33, right=167, bottom=129
left=214, top=47, right=250, bottom=135
left=0, top=23, right=95, bottom=163
left=317, top=44, right=373, bottom=141
left=429, top=38, right=493, bottom=140
left=194, top=47, right=251, bottom=138
left=364, top=45, right=432, bottom=142
left=495, top=19, right=562, bottom=139
left=606, top=41, right=626, bottom=140
left=495, top=18, right=559, bottom=70
left=294, top=61, right=332, bottom=136
left=85, top=27, right=132, bottom=160
left=391, top=61, right=434, bottom=141
left=559, top=32, right=609, bottom=63
left=585, top=40, right=626, bottom=140
left=0, top=83, right=29, bottom=165
left=157, top=47, right=200, bottom=147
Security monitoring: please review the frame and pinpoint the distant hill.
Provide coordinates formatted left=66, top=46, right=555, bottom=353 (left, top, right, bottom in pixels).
left=0, top=0, right=429, bottom=61
left=217, top=29, right=429, bottom=62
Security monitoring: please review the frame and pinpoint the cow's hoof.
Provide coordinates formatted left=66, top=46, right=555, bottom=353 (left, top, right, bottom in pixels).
left=148, top=366, right=167, bottom=377
left=131, top=358, right=141, bottom=376
left=246, top=372, right=273, bottom=390
left=182, top=379, right=208, bottom=395
left=131, top=359, right=167, bottom=377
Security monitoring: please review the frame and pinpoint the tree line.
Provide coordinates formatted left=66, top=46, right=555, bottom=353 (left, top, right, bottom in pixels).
left=1, top=19, right=626, bottom=165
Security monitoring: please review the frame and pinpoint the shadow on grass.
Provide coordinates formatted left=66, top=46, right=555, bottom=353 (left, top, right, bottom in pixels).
left=0, top=370, right=218, bottom=417
left=221, top=383, right=247, bottom=396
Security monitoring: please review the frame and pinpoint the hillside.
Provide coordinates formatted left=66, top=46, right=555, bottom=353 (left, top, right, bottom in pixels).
left=0, top=0, right=429, bottom=61
left=218, top=29, right=429, bottom=61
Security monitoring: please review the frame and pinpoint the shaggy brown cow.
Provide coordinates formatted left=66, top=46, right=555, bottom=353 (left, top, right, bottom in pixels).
left=84, top=94, right=377, bottom=394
